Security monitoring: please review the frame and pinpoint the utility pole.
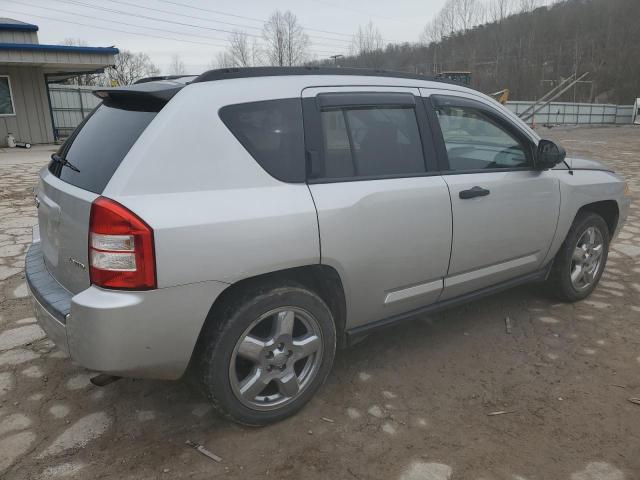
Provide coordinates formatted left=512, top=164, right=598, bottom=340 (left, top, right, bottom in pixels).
left=330, top=54, right=344, bottom=66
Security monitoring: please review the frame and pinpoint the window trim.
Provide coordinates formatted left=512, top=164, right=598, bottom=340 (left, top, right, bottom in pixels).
left=317, top=92, right=416, bottom=109
left=0, top=75, right=16, bottom=117
left=303, top=92, right=438, bottom=183
left=426, top=95, right=537, bottom=174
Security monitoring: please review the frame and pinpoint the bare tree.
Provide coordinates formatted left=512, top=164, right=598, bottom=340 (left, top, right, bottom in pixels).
left=168, top=54, right=186, bottom=75
left=105, top=50, right=160, bottom=86
left=438, top=0, right=458, bottom=36
left=488, top=0, right=514, bottom=22
left=262, top=10, right=310, bottom=66
left=60, top=38, right=88, bottom=47
left=227, top=30, right=262, bottom=67
left=420, top=18, right=443, bottom=45
left=452, top=0, right=482, bottom=31
left=349, top=21, right=385, bottom=68
left=350, top=21, right=384, bottom=56
left=213, top=51, right=235, bottom=68
left=518, top=0, right=539, bottom=13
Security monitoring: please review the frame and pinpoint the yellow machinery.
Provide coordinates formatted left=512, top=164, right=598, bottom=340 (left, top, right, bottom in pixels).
left=491, top=89, right=510, bottom=105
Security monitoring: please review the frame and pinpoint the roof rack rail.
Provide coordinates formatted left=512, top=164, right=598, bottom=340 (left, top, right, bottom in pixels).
left=133, top=74, right=196, bottom=84
left=191, top=66, right=448, bottom=84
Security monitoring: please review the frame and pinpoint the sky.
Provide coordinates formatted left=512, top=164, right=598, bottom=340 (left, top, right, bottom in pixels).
left=1, top=0, right=449, bottom=74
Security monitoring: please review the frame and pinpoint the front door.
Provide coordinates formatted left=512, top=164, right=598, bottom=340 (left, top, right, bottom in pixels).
left=425, top=93, right=561, bottom=300
left=302, top=87, right=453, bottom=328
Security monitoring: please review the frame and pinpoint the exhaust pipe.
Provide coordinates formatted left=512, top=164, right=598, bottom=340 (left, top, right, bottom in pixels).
left=90, top=374, right=121, bottom=387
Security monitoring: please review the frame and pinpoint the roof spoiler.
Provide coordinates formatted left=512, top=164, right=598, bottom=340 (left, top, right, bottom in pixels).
left=92, top=81, right=184, bottom=105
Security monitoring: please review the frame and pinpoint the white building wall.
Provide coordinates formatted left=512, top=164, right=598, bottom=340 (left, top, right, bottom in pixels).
left=0, top=29, right=38, bottom=44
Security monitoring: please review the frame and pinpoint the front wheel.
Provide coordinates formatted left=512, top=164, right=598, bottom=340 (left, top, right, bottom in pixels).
left=194, top=284, right=336, bottom=426
left=548, top=212, right=610, bottom=302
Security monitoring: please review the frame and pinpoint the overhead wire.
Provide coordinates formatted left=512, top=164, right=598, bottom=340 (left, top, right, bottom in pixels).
left=49, top=0, right=350, bottom=50
left=4, top=0, right=230, bottom=45
left=2, top=1, right=346, bottom=57
left=0, top=7, right=227, bottom=47
left=157, top=0, right=369, bottom=40
left=106, top=0, right=353, bottom=45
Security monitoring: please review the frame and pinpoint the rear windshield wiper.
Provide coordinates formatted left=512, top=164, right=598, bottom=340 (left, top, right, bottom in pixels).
left=51, top=153, right=80, bottom=173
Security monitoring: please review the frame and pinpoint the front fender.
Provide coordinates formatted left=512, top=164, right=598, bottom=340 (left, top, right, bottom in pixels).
left=543, top=169, right=629, bottom=265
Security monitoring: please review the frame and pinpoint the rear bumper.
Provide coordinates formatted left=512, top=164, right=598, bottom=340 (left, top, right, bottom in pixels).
left=26, top=241, right=71, bottom=355
left=26, top=239, right=229, bottom=380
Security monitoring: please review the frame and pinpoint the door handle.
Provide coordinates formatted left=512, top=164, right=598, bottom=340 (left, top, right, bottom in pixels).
left=459, top=186, right=490, bottom=199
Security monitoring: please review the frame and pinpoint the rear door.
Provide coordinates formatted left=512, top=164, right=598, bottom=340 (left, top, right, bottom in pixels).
left=422, top=92, right=560, bottom=300
left=302, top=87, right=452, bottom=329
left=36, top=101, right=160, bottom=294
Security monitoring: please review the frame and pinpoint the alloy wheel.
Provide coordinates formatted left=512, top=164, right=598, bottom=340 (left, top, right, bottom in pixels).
left=229, top=307, right=323, bottom=411
left=570, top=226, right=604, bottom=291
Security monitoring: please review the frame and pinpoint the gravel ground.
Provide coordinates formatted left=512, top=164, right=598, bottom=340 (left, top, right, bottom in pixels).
left=0, top=126, right=639, bottom=480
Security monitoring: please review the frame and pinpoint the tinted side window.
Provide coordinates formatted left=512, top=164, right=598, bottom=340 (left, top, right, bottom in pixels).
left=319, top=106, right=425, bottom=179
left=219, top=98, right=305, bottom=183
left=52, top=103, right=158, bottom=194
left=434, top=103, right=531, bottom=171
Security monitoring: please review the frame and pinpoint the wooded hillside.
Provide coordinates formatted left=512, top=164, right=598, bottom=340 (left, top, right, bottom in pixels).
left=315, top=0, right=640, bottom=103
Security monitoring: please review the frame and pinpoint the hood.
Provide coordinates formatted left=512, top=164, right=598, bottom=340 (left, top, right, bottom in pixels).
left=566, top=157, right=613, bottom=172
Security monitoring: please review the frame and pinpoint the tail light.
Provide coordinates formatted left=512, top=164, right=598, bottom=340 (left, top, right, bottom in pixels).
left=89, top=197, right=156, bottom=290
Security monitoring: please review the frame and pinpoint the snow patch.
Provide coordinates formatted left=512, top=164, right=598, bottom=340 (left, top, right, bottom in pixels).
left=346, top=407, right=361, bottom=420
left=39, top=412, right=113, bottom=457
left=570, top=462, right=624, bottom=480
left=400, top=461, right=453, bottom=480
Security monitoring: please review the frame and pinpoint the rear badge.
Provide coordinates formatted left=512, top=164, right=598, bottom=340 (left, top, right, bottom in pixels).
left=69, top=257, right=87, bottom=270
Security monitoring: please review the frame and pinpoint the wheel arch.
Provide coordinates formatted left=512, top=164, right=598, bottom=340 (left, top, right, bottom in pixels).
left=192, top=264, right=348, bottom=364
left=575, top=199, right=619, bottom=236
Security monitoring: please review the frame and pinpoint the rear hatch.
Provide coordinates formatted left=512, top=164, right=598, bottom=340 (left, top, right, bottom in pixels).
left=36, top=81, right=184, bottom=294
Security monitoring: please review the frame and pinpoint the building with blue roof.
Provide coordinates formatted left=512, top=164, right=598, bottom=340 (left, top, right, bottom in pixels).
left=0, top=18, right=118, bottom=145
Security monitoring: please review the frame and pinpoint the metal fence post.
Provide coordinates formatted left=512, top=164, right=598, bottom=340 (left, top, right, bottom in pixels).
left=78, top=87, right=85, bottom=118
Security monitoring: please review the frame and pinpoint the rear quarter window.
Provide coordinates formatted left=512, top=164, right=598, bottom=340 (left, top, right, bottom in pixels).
left=219, top=98, right=306, bottom=183
left=51, top=102, right=158, bottom=194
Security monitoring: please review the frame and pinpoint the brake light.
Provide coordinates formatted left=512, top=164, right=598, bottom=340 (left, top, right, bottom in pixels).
left=89, top=196, right=156, bottom=290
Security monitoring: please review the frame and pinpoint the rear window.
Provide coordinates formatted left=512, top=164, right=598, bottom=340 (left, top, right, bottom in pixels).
left=219, top=98, right=306, bottom=183
left=50, top=102, right=158, bottom=194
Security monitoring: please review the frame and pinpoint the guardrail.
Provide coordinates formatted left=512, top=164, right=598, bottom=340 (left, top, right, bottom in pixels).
left=507, top=101, right=634, bottom=126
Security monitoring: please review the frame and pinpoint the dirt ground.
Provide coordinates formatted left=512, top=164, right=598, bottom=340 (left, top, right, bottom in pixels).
left=1, top=126, right=639, bottom=480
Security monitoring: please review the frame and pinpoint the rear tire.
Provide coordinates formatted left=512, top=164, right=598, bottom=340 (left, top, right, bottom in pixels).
left=547, top=212, right=610, bottom=302
left=193, top=283, right=336, bottom=426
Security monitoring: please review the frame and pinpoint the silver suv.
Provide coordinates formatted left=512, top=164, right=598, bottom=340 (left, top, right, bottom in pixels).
left=27, top=68, right=631, bottom=425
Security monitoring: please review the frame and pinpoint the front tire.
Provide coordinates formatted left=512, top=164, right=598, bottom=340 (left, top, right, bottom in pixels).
left=194, top=283, right=336, bottom=426
left=548, top=212, right=610, bottom=302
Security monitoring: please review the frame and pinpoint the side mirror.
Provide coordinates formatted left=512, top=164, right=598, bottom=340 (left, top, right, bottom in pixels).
left=536, top=139, right=566, bottom=170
